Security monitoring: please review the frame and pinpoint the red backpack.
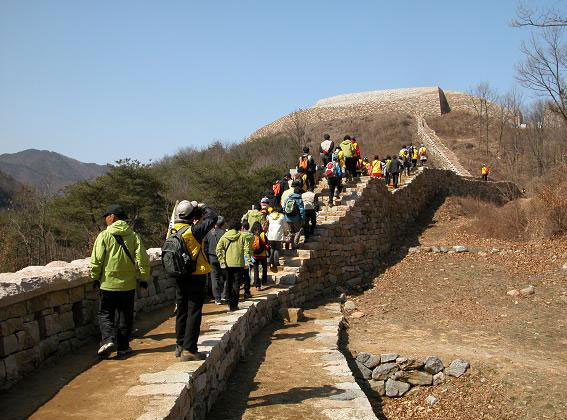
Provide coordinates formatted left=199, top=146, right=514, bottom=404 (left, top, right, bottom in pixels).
left=272, top=182, right=281, bottom=197
left=325, top=162, right=338, bottom=177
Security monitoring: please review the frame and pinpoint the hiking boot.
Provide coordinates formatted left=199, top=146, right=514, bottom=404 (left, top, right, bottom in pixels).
left=180, top=350, right=205, bottom=362
left=175, top=345, right=182, bottom=358
left=229, top=306, right=239, bottom=312
left=215, top=299, right=222, bottom=305
left=117, top=347, right=133, bottom=357
left=97, top=342, right=115, bottom=359
left=243, top=291, right=252, bottom=299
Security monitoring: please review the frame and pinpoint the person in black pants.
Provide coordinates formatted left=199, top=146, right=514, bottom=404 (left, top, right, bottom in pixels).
left=170, top=200, right=218, bottom=362
left=326, top=155, right=343, bottom=207
left=251, top=222, right=268, bottom=290
left=390, top=155, right=402, bottom=188
left=203, top=216, right=227, bottom=305
left=90, top=205, right=151, bottom=359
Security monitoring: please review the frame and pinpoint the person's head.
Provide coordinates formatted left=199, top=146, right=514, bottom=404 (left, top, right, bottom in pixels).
left=175, top=200, right=198, bottom=223
left=387, top=155, right=391, bottom=160
left=374, top=155, right=379, bottom=161
left=351, top=137, right=357, bottom=143
left=344, top=135, right=351, bottom=141
left=324, top=134, right=330, bottom=140
left=241, top=221, right=250, bottom=231
left=394, top=155, right=398, bottom=159
left=103, top=205, right=126, bottom=226
left=229, top=220, right=241, bottom=232
left=216, top=216, right=225, bottom=229
left=283, top=173, right=291, bottom=180
left=303, top=146, right=309, bottom=154
left=292, top=179, right=302, bottom=189
left=401, top=145, right=406, bottom=149
left=260, top=197, right=269, bottom=209
left=251, top=221, right=263, bottom=235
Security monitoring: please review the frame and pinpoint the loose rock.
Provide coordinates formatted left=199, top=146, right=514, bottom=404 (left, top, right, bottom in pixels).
left=520, top=285, right=535, bottom=296
left=445, top=359, right=470, bottom=377
left=344, top=301, right=356, bottom=311
left=380, top=353, right=398, bottom=363
left=351, top=311, right=365, bottom=319
left=432, top=371, right=445, bottom=385
left=507, top=289, right=520, bottom=297
left=369, top=379, right=385, bottom=396
left=372, top=362, right=398, bottom=380
left=355, top=361, right=373, bottom=379
left=393, top=370, right=433, bottom=385
left=453, top=245, right=468, bottom=253
left=385, top=378, right=411, bottom=397
left=423, top=356, right=444, bottom=374
left=425, top=395, right=438, bottom=406
left=363, top=354, right=381, bottom=369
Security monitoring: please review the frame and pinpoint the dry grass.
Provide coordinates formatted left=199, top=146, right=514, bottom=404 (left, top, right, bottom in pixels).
left=304, top=112, right=418, bottom=160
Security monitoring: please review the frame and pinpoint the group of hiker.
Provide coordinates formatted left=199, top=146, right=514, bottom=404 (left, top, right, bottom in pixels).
left=88, top=133, right=432, bottom=363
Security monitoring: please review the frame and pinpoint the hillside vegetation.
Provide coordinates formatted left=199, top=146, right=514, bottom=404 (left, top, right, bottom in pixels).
left=0, top=112, right=419, bottom=273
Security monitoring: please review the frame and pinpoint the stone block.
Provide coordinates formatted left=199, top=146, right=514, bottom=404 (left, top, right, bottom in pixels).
left=277, top=308, right=305, bottom=323
left=20, top=321, right=40, bottom=349
left=57, top=340, right=71, bottom=355
left=127, top=383, right=186, bottom=396
left=15, top=346, right=40, bottom=374
left=0, top=334, right=19, bottom=357
left=0, top=303, right=27, bottom=322
left=433, top=371, right=445, bottom=385
left=445, top=359, right=469, bottom=377
left=0, top=358, right=5, bottom=382
left=68, top=286, right=85, bottom=303
left=423, top=356, right=444, bottom=374
left=372, top=362, right=398, bottom=381
left=40, top=313, right=61, bottom=338
left=393, top=370, right=433, bottom=385
left=49, top=290, right=70, bottom=307
left=363, top=354, right=381, bottom=369
left=139, top=371, right=190, bottom=384
left=26, top=295, right=51, bottom=313
left=39, top=336, right=59, bottom=360
left=355, top=361, right=372, bottom=379
left=380, top=353, right=398, bottom=363
left=0, top=317, right=24, bottom=337
left=3, top=354, right=18, bottom=381
left=59, top=311, right=75, bottom=332
left=369, top=379, right=385, bottom=396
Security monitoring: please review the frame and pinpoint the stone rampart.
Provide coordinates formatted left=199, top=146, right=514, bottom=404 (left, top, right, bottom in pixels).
left=248, top=87, right=471, bottom=140
left=0, top=169, right=519, bottom=403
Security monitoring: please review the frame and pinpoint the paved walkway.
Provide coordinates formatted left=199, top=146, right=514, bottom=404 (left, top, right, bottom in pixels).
left=206, top=302, right=377, bottom=420
left=0, top=286, right=281, bottom=420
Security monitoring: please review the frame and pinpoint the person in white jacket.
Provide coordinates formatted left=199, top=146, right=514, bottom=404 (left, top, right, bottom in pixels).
left=266, top=208, right=288, bottom=271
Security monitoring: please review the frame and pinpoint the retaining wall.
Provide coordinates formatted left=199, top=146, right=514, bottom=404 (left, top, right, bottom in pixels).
left=0, top=169, right=519, bottom=419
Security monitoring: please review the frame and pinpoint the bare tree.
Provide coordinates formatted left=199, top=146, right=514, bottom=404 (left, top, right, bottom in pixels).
left=512, top=2, right=567, bottom=28
left=285, top=108, right=308, bottom=152
left=468, top=82, right=496, bottom=156
left=516, top=27, right=567, bottom=126
left=496, top=87, right=524, bottom=153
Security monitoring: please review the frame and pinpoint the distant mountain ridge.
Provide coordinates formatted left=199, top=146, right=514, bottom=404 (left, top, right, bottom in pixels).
left=0, top=149, right=108, bottom=194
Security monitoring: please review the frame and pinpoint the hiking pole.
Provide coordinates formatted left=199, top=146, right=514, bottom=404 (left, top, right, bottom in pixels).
left=167, top=200, right=179, bottom=239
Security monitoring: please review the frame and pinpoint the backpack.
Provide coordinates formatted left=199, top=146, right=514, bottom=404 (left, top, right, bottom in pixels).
left=252, top=233, right=266, bottom=255
left=161, top=226, right=195, bottom=277
left=272, top=181, right=282, bottom=197
left=298, top=156, right=308, bottom=171
left=307, top=155, right=316, bottom=172
left=284, top=198, right=299, bottom=216
left=325, top=162, right=338, bottom=178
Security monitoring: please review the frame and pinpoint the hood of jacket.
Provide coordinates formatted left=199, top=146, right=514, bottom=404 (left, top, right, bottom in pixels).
left=106, top=220, right=134, bottom=237
left=223, top=229, right=242, bottom=241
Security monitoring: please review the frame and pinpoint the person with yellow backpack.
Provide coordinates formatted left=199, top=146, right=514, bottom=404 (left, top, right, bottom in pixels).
left=340, top=135, right=356, bottom=180
left=411, top=145, right=419, bottom=168
left=419, top=144, right=428, bottom=166
left=370, top=155, right=382, bottom=178
left=167, top=200, right=218, bottom=361
left=481, top=164, right=490, bottom=181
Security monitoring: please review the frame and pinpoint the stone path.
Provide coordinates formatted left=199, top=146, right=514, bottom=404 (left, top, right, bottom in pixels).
left=0, top=286, right=281, bottom=420
left=206, top=302, right=377, bottom=420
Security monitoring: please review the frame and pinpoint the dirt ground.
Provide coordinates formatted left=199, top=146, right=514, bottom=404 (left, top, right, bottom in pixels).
left=0, top=286, right=279, bottom=420
left=347, top=196, right=567, bottom=420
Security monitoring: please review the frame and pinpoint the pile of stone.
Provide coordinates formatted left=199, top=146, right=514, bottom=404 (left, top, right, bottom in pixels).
left=408, top=245, right=469, bottom=254
left=354, top=352, right=470, bottom=398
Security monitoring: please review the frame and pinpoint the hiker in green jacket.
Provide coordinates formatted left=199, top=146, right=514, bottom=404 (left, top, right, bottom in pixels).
left=241, top=203, right=265, bottom=228
left=216, top=220, right=252, bottom=311
left=340, top=135, right=356, bottom=180
left=90, top=205, right=150, bottom=359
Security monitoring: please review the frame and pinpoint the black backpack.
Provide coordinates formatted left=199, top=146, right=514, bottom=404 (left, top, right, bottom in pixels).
left=161, top=226, right=195, bottom=277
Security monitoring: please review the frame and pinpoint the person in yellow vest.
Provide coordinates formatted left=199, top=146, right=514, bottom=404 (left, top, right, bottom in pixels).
left=371, top=155, right=382, bottom=178
left=412, top=146, right=419, bottom=168
left=419, top=144, right=428, bottom=166
left=481, top=164, right=489, bottom=181
left=170, top=200, right=218, bottom=361
left=385, top=156, right=392, bottom=186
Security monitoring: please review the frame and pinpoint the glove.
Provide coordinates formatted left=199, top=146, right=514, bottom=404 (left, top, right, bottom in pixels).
left=220, top=263, right=227, bottom=269
left=140, top=281, right=148, bottom=289
left=92, top=280, right=100, bottom=290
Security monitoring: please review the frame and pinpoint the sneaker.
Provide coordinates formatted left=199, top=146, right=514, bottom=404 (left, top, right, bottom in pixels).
left=97, top=342, right=115, bottom=359
left=180, top=350, right=205, bottom=362
left=215, top=299, right=222, bottom=305
left=243, top=292, right=252, bottom=299
left=117, top=347, right=133, bottom=357
left=175, top=345, right=182, bottom=358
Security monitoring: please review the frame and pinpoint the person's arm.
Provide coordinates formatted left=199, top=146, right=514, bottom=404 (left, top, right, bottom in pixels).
left=215, top=236, right=226, bottom=267
left=191, top=205, right=218, bottom=242
left=203, top=231, right=210, bottom=256
left=90, top=231, right=106, bottom=282
left=135, top=234, right=150, bottom=281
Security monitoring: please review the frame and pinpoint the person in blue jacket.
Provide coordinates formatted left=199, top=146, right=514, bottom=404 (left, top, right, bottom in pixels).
left=283, top=180, right=305, bottom=247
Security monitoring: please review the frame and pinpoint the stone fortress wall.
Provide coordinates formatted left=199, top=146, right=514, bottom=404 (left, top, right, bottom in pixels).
left=248, top=86, right=479, bottom=140
left=0, top=167, right=520, bottom=419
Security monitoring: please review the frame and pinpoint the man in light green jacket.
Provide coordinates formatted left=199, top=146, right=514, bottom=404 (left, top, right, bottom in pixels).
left=90, top=205, right=150, bottom=359
left=216, top=220, right=252, bottom=311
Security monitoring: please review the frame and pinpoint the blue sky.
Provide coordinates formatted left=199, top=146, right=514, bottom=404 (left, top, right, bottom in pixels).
left=0, top=1, right=560, bottom=164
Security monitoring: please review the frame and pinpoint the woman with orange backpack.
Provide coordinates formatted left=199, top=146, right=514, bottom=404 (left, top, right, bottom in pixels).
left=251, top=221, right=269, bottom=290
